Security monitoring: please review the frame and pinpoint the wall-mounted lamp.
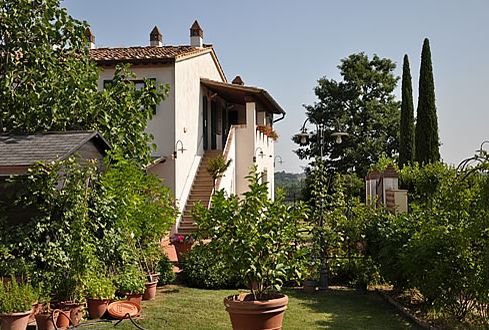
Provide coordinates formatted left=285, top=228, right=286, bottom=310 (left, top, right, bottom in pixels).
left=274, top=155, right=283, bottom=167
left=172, top=139, right=187, bottom=160
left=253, top=147, right=265, bottom=163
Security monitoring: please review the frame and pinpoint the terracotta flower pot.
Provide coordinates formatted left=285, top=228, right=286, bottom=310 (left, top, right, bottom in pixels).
left=35, top=311, right=58, bottom=330
left=56, top=303, right=82, bottom=328
left=172, top=241, right=193, bottom=261
left=126, top=293, right=143, bottom=308
left=55, top=310, right=71, bottom=329
left=86, top=298, right=109, bottom=319
left=143, top=281, right=158, bottom=300
left=224, top=294, right=288, bottom=330
left=0, top=310, right=32, bottom=330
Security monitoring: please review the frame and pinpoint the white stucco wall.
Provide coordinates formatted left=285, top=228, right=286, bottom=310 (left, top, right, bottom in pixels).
left=217, top=127, right=236, bottom=197
left=255, top=129, right=275, bottom=200
left=97, top=64, right=176, bottom=193
left=173, top=53, right=224, bottom=208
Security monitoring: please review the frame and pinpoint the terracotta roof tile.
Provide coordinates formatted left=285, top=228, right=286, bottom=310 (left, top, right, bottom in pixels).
left=90, top=45, right=212, bottom=65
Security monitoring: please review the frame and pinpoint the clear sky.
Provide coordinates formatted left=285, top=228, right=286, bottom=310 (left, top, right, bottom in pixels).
left=63, top=0, right=489, bottom=173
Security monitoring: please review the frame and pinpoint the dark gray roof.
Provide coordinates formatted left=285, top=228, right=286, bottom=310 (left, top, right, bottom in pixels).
left=0, top=131, right=110, bottom=167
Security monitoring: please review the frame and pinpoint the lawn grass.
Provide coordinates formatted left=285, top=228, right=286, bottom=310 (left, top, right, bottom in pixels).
left=87, top=285, right=420, bottom=329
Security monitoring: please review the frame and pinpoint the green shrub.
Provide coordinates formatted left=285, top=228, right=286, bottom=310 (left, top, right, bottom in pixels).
left=115, top=267, right=146, bottom=294
left=0, top=278, right=38, bottom=313
left=84, top=275, right=115, bottom=300
left=180, top=244, right=240, bottom=289
left=157, top=254, right=176, bottom=286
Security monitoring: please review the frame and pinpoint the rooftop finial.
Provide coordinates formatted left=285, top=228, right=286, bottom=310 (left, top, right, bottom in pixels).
left=84, top=27, right=95, bottom=49
left=190, top=20, right=203, bottom=47
left=150, top=26, right=163, bottom=47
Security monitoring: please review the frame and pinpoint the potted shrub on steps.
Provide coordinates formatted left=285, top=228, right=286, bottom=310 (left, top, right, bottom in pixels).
left=170, top=234, right=194, bottom=262
left=0, top=277, right=38, bottom=330
left=193, top=169, right=308, bottom=330
left=84, top=274, right=115, bottom=319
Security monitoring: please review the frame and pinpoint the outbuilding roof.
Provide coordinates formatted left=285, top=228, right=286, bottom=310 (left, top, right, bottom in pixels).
left=0, top=131, right=110, bottom=167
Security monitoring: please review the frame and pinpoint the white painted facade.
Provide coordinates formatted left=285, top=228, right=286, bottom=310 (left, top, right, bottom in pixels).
left=93, top=27, right=284, bottom=233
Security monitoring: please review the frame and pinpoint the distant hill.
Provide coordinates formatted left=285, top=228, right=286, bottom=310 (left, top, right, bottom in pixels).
left=274, top=171, right=305, bottom=202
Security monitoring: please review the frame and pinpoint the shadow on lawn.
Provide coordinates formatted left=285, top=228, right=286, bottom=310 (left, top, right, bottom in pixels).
left=285, top=288, right=420, bottom=329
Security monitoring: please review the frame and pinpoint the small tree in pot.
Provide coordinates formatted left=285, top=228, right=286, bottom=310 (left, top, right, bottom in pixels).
left=193, top=169, right=308, bottom=329
left=84, top=273, right=115, bottom=319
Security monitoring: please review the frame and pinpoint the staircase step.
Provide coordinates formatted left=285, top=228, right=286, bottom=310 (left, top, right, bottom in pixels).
left=177, top=150, right=225, bottom=235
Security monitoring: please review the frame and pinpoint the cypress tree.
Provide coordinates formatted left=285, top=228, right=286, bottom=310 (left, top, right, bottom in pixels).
left=399, top=54, right=415, bottom=168
left=415, top=38, right=440, bottom=163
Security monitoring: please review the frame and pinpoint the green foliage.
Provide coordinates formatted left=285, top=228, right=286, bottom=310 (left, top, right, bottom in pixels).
left=0, top=155, right=176, bottom=301
left=193, top=169, right=309, bottom=300
left=157, top=254, right=176, bottom=286
left=0, top=158, right=99, bottom=301
left=94, top=156, right=177, bottom=271
left=296, top=53, right=400, bottom=178
left=84, top=274, right=115, bottom=300
left=399, top=54, right=415, bottom=168
left=399, top=162, right=448, bottom=205
left=0, top=0, right=169, bottom=165
left=180, top=244, right=240, bottom=289
left=207, top=155, right=231, bottom=189
left=0, top=278, right=38, bottom=313
left=115, top=266, right=146, bottom=295
left=367, top=162, right=489, bottom=322
left=274, top=171, right=305, bottom=203
left=415, top=38, right=440, bottom=164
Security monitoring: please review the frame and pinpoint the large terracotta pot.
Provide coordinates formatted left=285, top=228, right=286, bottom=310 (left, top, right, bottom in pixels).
left=172, top=241, right=193, bottom=261
left=126, top=293, right=143, bottom=308
left=224, top=294, right=288, bottom=330
left=0, top=310, right=32, bottom=330
left=143, top=281, right=158, bottom=300
left=55, top=310, right=71, bottom=329
left=86, top=298, right=109, bottom=319
left=35, top=311, right=58, bottom=330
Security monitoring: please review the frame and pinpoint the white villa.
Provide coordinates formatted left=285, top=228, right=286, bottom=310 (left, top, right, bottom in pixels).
left=88, top=21, right=285, bottom=235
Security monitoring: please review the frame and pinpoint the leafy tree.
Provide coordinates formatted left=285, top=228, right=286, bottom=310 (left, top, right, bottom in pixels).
left=399, top=54, right=415, bottom=168
left=274, top=171, right=305, bottom=203
left=415, top=38, right=440, bottom=164
left=0, top=0, right=168, bottom=165
left=296, top=53, right=400, bottom=178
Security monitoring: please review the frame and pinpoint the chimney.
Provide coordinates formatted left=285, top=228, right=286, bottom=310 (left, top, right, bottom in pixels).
left=190, top=20, right=203, bottom=47
left=232, top=76, right=244, bottom=85
left=150, top=26, right=163, bottom=47
left=84, top=27, right=95, bottom=49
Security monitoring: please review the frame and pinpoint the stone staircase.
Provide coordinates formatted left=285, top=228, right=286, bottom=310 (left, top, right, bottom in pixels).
left=177, top=150, right=221, bottom=235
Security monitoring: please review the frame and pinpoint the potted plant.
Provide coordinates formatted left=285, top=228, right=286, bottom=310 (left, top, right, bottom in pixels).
left=139, top=242, right=163, bottom=283
left=0, top=277, right=38, bottom=330
left=193, top=170, right=308, bottom=330
left=170, top=233, right=194, bottom=262
left=115, top=267, right=146, bottom=307
left=207, top=155, right=232, bottom=191
left=34, top=283, right=58, bottom=330
left=84, top=275, right=115, bottom=319
left=52, top=277, right=84, bottom=328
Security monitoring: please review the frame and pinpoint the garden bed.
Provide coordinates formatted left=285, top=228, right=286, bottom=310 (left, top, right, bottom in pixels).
left=377, top=287, right=487, bottom=330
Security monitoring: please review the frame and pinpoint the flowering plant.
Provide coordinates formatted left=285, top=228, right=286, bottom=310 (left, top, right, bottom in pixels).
left=256, top=125, right=278, bottom=141
left=170, top=234, right=194, bottom=244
